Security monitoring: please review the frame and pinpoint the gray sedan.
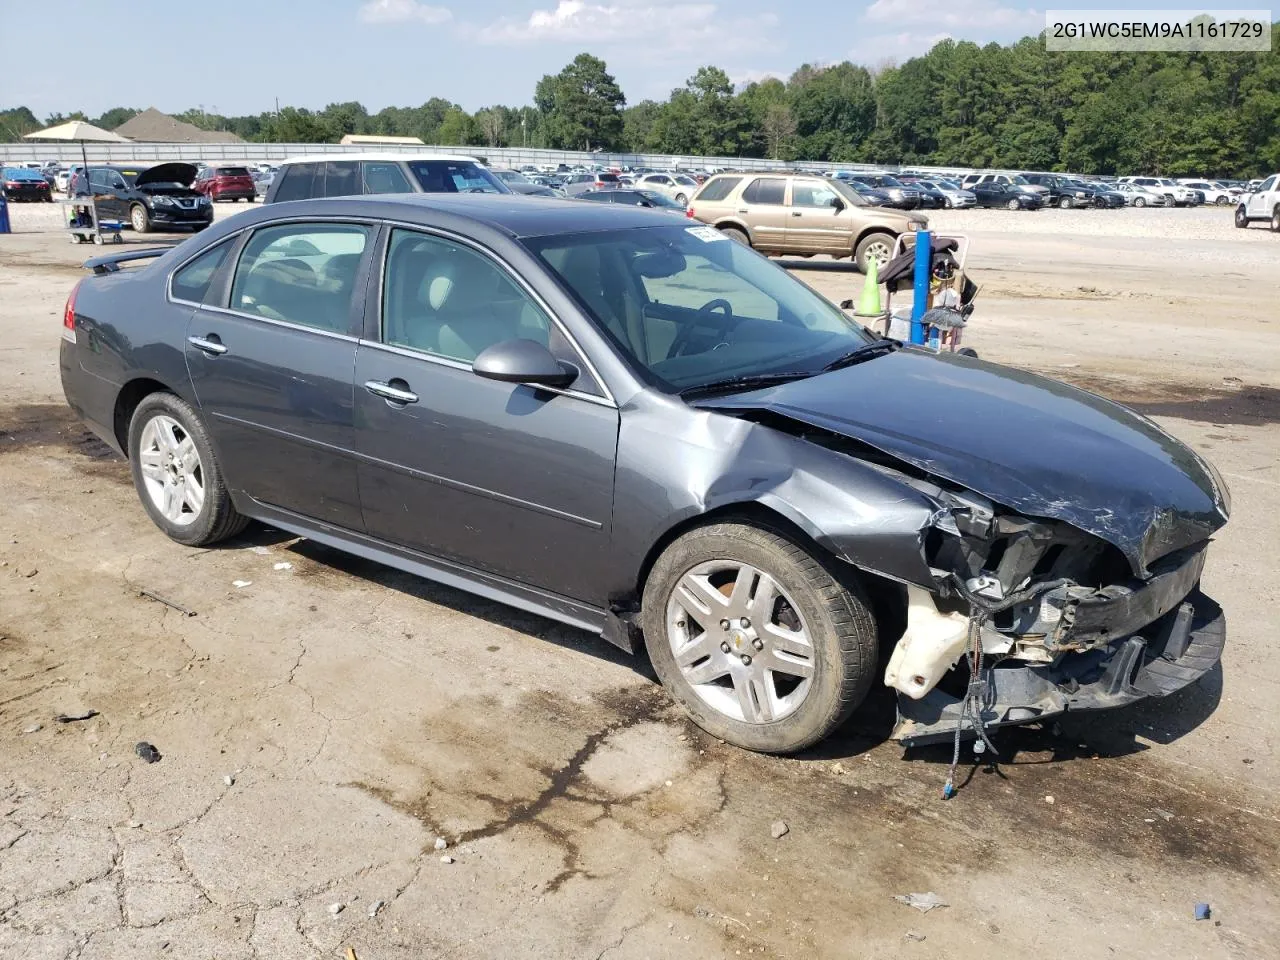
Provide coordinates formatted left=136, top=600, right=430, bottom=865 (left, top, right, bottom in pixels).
left=60, top=195, right=1228, bottom=754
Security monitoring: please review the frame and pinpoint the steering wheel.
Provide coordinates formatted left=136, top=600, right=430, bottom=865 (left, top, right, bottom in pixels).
left=667, top=299, right=735, bottom=359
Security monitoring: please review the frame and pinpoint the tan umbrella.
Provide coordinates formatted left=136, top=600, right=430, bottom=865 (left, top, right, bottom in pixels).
left=23, top=121, right=132, bottom=193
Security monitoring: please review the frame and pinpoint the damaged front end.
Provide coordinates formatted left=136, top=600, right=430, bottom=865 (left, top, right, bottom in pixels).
left=885, top=481, right=1226, bottom=745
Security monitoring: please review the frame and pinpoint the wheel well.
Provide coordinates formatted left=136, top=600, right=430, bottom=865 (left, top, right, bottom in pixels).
left=113, top=378, right=172, bottom=455
left=633, top=502, right=907, bottom=642
left=852, top=227, right=897, bottom=253
left=715, top=220, right=750, bottom=238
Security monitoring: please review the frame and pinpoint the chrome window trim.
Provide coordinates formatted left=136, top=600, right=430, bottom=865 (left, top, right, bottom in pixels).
left=166, top=232, right=243, bottom=308
left=196, top=304, right=361, bottom=342
left=378, top=219, right=618, bottom=406
left=356, top=339, right=616, bottom=409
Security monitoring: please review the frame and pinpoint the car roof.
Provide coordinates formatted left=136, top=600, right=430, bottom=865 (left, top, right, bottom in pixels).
left=278, top=152, right=480, bottom=165
left=255, top=193, right=676, bottom=239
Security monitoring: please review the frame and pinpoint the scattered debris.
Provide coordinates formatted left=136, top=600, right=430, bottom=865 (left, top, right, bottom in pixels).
left=23, top=568, right=38, bottom=578
left=1194, top=903, right=1211, bottom=921
left=138, top=589, right=197, bottom=617
left=346, top=948, right=359, bottom=960
left=135, top=742, right=161, bottom=764
left=694, top=906, right=714, bottom=919
left=232, top=580, right=252, bottom=589
left=770, top=820, right=789, bottom=839
left=831, top=762, right=847, bottom=775
left=250, top=546, right=270, bottom=555
left=21, top=723, right=42, bottom=735
left=368, top=900, right=385, bottom=918
left=224, top=775, right=235, bottom=787
left=328, top=903, right=345, bottom=917
left=893, top=892, right=949, bottom=914
left=434, top=837, right=449, bottom=851
left=55, top=710, right=99, bottom=723
left=128, top=821, right=143, bottom=829
left=273, top=562, right=293, bottom=571
left=440, top=855, right=455, bottom=864
left=905, top=931, right=927, bottom=942
left=1044, top=796, right=1055, bottom=805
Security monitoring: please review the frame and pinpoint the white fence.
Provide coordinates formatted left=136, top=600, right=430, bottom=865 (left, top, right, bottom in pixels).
left=0, top=140, right=976, bottom=178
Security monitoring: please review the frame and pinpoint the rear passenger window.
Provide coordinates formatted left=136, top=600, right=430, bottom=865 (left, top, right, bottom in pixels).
left=694, top=177, right=741, bottom=202
left=381, top=228, right=550, bottom=363
left=362, top=161, right=412, bottom=194
left=742, top=178, right=785, bottom=205
left=230, top=223, right=371, bottom=333
left=171, top=240, right=231, bottom=304
left=271, top=163, right=319, bottom=202
left=322, top=161, right=360, bottom=198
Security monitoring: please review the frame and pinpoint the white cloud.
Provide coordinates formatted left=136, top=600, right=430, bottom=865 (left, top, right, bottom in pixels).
left=865, top=0, right=1039, bottom=30
left=358, top=0, right=452, bottom=25
left=474, top=1, right=772, bottom=52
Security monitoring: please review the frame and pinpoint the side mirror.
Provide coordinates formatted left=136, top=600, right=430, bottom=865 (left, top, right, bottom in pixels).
left=472, top=339, right=577, bottom=388
left=831, top=197, right=846, bottom=212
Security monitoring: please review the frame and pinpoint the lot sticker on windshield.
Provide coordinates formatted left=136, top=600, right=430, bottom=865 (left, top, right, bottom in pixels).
left=686, top=226, right=726, bottom=243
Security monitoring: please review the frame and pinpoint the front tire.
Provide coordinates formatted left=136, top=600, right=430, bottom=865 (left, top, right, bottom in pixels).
left=128, top=393, right=248, bottom=547
left=1271, top=206, right=1280, bottom=232
left=1215, top=196, right=1231, bottom=206
left=854, top=231, right=895, bottom=273
left=1235, top=205, right=1249, bottom=228
left=1134, top=196, right=1147, bottom=208
left=719, top=225, right=751, bottom=246
left=641, top=522, right=877, bottom=753
left=1006, top=198, right=1020, bottom=211
left=1059, top=196, right=1073, bottom=209
left=130, top=204, right=151, bottom=234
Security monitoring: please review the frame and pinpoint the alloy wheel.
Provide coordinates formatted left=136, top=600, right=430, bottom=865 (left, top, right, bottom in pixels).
left=137, top=415, right=205, bottom=527
left=665, top=560, right=815, bottom=724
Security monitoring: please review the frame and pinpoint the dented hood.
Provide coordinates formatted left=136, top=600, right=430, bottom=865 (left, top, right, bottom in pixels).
left=700, top=350, right=1229, bottom=576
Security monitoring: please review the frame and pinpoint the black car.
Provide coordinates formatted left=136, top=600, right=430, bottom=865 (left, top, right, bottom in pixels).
left=1021, top=173, right=1097, bottom=209
left=59, top=195, right=1228, bottom=754
left=264, top=153, right=509, bottom=203
left=1064, top=179, right=1126, bottom=208
left=841, top=174, right=922, bottom=209
left=835, top=178, right=893, bottom=207
left=578, top=188, right=686, bottom=212
left=971, top=181, right=1044, bottom=210
left=71, top=163, right=213, bottom=233
left=898, top=178, right=947, bottom=209
left=2, top=167, right=54, bottom=202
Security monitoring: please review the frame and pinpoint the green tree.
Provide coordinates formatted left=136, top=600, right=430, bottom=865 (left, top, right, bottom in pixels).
left=0, top=106, right=41, bottom=142
left=92, top=107, right=140, bottom=131
left=436, top=108, right=481, bottom=146
left=534, top=53, right=626, bottom=150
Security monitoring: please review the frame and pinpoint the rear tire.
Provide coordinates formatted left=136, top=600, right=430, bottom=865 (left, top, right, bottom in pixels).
left=641, top=521, right=877, bottom=753
left=128, top=393, right=248, bottom=547
left=854, top=231, right=895, bottom=273
left=674, top=193, right=688, bottom=205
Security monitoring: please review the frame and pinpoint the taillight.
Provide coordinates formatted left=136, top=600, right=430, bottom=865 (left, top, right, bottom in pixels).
left=685, top=206, right=695, bottom=218
left=63, top=281, right=80, bottom=343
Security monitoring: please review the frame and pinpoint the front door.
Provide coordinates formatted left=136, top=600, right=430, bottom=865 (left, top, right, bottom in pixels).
left=1248, top=175, right=1277, bottom=218
left=786, top=179, right=847, bottom=253
left=184, top=220, right=374, bottom=530
left=738, top=177, right=789, bottom=251
left=353, top=227, right=618, bottom=602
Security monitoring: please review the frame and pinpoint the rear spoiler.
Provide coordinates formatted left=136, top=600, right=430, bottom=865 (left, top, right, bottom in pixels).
left=82, top=245, right=179, bottom=276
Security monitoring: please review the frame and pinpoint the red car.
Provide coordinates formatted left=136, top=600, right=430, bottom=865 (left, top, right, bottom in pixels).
left=193, top=165, right=256, bottom=202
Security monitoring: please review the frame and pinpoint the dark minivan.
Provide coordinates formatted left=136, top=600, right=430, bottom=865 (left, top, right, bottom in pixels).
left=264, top=153, right=509, bottom=203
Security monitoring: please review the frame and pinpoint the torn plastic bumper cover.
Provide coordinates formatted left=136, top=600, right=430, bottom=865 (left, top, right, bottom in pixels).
left=892, top=587, right=1225, bottom=746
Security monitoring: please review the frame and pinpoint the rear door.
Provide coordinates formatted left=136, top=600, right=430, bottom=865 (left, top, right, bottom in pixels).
left=184, top=220, right=374, bottom=529
left=738, top=177, right=789, bottom=250
left=352, top=226, right=619, bottom=602
left=786, top=179, right=846, bottom=253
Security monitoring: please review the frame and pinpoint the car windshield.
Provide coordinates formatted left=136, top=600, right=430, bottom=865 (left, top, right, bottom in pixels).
left=1008, top=175, right=1030, bottom=185
left=527, top=225, right=874, bottom=393
left=496, top=170, right=530, bottom=184
left=406, top=160, right=506, bottom=193
left=829, top=180, right=868, bottom=204
left=636, top=190, right=684, bottom=208
left=874, top=175, right=905, bottom=188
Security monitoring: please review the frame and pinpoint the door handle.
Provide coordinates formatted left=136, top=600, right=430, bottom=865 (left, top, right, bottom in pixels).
left=364, top=380, right=419, bottom=404
left=187, top=335, right=227, bottom=356
left=736, top=208, right=748, bottom=213
left=791, top=211, right=803, bottom=217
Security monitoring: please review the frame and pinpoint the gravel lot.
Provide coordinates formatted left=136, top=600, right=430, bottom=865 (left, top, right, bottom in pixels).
left=1, top=200, right=1279, bottom=959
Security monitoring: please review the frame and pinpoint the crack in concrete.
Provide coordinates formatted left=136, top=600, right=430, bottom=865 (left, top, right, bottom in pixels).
left=594, top=917, right=647, bottom=960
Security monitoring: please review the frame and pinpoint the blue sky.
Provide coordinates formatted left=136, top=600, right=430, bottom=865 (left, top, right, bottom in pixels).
left=4, top=1, right=1218, bottom=118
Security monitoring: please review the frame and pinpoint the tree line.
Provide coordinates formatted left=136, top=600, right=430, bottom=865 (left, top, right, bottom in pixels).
left=4, top=25, right=1279, bottom=177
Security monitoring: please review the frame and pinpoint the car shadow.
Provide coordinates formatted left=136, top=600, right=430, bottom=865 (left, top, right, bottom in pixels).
left=773, top=258, right=861, bottom=273
left=275, top=535, right=641, bottom=672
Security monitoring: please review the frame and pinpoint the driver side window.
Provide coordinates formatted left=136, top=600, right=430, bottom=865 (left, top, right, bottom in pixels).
left=1260, top=176, right=1277, bottom=193
left=791, top=182, right=840, bottom=208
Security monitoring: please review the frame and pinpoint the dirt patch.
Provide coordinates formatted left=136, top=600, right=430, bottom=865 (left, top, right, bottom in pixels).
left=1049, top=376, right=1280, bottom=426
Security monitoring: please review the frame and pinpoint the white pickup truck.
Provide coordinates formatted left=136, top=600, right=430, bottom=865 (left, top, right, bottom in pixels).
left=1235, top=173, right=1280, bottom=230
left=1117, top=176, right=1197, bottom=206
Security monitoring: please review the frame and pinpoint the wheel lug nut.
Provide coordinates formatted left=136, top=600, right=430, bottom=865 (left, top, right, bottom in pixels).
left=740, top=655, right=752, bottom=665
left=740, top=617, right=751, bottom=629
left=675, top=619, right=686, bottom=629
left=720, top=619, right=730, bottom=630
left=752, top=638, right=763, bottom=651
left=720, top=641, right=731, bottom=653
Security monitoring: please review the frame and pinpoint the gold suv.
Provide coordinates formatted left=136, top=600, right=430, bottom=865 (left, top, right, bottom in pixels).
left=687, top=172, right=928, bottom=271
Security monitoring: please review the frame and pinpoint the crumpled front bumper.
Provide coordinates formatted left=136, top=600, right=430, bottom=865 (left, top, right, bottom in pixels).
left=892, top=588, right=1225, bottom=746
